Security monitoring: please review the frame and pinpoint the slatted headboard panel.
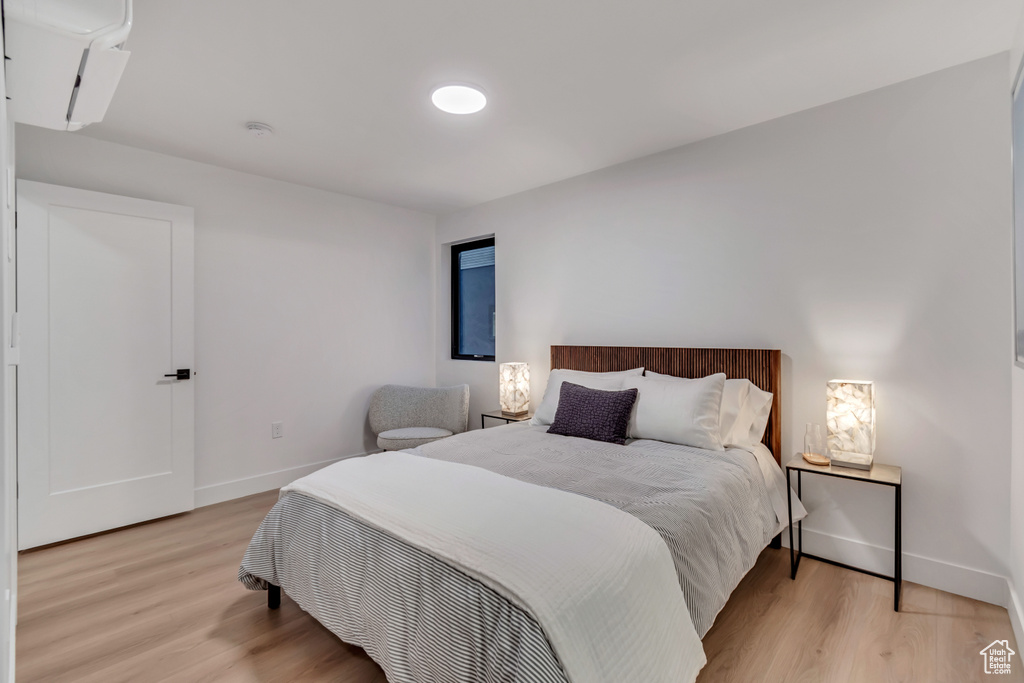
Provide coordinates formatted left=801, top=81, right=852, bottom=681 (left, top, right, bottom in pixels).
left=550, top=346, right=782, bottom=464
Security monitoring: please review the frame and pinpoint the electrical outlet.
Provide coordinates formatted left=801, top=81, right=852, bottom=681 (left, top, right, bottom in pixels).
left=271, top=421, right=283, bottom=439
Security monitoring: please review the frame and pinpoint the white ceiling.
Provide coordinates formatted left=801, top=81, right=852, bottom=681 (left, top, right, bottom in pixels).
left=80, top=0, right=1024, bottom=214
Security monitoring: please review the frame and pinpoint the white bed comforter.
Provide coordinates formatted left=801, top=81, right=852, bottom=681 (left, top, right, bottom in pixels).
left=283, top=450, right=707, bottom=683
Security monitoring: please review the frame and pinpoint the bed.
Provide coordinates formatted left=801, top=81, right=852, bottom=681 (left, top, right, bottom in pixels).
left=238, top=346, right=802, bottom=683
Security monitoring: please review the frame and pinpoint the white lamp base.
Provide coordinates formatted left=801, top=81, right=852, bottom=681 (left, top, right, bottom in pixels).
left=829, top=450, right=873, bottom=471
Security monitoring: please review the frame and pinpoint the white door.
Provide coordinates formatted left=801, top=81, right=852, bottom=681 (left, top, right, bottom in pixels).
left=17, top=181, right=195, bottom=550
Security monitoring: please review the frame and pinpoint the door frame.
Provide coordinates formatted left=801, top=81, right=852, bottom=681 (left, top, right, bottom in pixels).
left=1, top=114, right=14, bottom=683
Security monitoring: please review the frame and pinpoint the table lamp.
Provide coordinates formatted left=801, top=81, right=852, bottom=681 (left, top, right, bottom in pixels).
left=499, top=362, right=530, bottom=416
left=826, top=379, right=875, bottom=470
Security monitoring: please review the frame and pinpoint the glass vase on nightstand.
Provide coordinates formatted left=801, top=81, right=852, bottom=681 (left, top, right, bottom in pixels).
left=803, top=423, right=828, bottom=465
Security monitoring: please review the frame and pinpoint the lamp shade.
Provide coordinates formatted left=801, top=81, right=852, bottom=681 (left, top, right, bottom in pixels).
left=499, top=362, right=530, bottom=416
left=826, top=380, right=875, bottom=457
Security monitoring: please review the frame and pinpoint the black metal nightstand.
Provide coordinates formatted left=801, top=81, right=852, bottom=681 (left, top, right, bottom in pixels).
left=786, top=456, right=903, bottom=611
left=481, top=410, right=534, bottom=429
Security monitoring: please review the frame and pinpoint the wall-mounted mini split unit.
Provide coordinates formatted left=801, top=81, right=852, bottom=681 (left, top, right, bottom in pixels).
left=5, top=0, right=133, bottom=131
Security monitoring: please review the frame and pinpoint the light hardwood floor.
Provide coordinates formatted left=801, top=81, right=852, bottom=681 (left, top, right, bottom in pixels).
left=16, top=490, right=1023, bottom=682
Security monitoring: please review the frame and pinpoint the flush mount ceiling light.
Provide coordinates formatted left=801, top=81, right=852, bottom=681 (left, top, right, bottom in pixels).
left=431, top=84, right=487, bottom=115
left=245, top=121, right=274, bottom=138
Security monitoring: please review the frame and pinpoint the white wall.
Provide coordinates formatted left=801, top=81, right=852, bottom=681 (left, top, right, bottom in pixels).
left=1011, top=15, right=1024, bottom=645
left=1011, top=4, right=1024, bottom=86
left=437, top=54, right=1013, bottom=605
left=16, top=126, right=437, bottom=506
left=1010, top=367, right=1024, bottom=641
left=1007, top=9, right=1024, bottom=651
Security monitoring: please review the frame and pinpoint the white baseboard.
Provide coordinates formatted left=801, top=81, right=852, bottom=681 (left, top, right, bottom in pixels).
left=784, top=527, right=1011, bottom=607
left=1008, top=580, right=1024, bottom=648
left=194, top=454, right=369, bottom=508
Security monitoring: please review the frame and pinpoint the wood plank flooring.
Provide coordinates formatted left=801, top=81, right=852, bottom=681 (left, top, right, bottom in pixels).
left=16, top=490, right=1022, bottom=682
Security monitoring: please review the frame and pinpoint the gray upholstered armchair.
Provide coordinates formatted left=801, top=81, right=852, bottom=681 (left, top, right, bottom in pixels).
left=369, top=384, right=470, bottom=451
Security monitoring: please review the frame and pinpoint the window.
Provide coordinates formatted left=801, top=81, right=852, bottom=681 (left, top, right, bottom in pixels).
left=451, top=237, right=495, bottom=361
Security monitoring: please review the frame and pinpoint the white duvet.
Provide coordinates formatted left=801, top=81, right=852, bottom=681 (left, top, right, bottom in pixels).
left=283, top=450, right=707, bottom=683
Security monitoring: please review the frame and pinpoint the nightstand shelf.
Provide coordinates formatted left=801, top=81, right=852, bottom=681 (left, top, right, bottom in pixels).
left=481, top=410, right=534, bottom=429
left=786, top=456, right=903, bottom=611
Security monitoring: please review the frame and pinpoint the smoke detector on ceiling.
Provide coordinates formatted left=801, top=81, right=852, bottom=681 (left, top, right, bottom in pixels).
left=246, top=122, right=274, bottom=138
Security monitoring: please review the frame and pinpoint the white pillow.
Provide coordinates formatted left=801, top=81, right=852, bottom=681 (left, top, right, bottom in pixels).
left=719, top=379, right=754, bottom=447
left=623, top=373, right=726, bottom=450
left=644, top=371, right=772, bottom=447
left=531, top=367, right=644, bottom=426
left=744, top=383, right=773, bottom=446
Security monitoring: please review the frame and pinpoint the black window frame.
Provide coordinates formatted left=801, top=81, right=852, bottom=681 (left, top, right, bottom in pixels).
left=451, top=237, right=496, bottom=362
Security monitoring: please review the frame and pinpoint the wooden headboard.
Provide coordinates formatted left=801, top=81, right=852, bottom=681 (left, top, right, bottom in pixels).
left=550, top=346, right=782, bottom=464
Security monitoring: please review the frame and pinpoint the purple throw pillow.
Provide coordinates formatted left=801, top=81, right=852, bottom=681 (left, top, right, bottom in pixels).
left=547, top=381, right=638, bottom=445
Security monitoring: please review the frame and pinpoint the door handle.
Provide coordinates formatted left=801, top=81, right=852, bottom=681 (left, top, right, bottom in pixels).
left=163, top=369, right=191, bottom=380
